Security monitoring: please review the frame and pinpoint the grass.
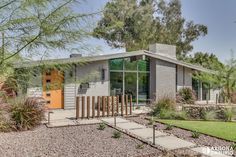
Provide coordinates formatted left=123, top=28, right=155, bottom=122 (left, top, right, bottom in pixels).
left=157, top=119, right=236, bottom=142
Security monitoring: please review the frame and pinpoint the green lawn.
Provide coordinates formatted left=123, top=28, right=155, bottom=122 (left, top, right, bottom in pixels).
left=157, top=119, right=236, bottom=142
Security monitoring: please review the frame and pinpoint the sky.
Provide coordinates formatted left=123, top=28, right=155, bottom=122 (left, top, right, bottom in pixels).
left=55, top=0, right=236, bottom=63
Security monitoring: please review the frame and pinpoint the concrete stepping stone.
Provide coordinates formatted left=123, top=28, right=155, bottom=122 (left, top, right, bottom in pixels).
left=129, top=128, right=167, bottom=139
left=148, top=135, right=196, bottom=150
left=191, top=147, right=231, bottom=157
left=102, top=117, right=130, bottom=124
left=116, top=122, right=146, bottom=130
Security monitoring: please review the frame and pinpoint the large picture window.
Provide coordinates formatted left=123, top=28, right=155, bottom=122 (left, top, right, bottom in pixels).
left=109, top=56, right=150, bottom=105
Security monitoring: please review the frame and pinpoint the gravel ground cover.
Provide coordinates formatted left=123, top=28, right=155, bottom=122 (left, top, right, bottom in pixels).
left=0, top=124, right=163, bottom=157
left=127, top=115, right=236, bottom=156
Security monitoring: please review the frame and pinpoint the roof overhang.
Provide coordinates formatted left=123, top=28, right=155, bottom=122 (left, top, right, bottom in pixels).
left=15, top=50, right=214, bottom=74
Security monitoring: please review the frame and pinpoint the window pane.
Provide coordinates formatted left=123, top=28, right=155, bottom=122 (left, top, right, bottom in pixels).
left=109, top=59, right=123, bottom=70
left=125, top=72, right=137, bottom=101
left=124, top=57, right=137, bottom=71
left=138, top=59, right=150, bottom=71
left=110, top=72, right=123, bottom=96
left=138, top=73, right=149, bottom=102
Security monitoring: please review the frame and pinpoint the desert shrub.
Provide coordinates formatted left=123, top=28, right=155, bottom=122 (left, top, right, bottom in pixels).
left=203, top=110, right=216, bottom=121
left=223, top=108, right=234, bottom=122
left=97, top=123, right=106, bottom=130
left=0, top=103, right=15, bottom=132
left=159, top=109, right=175, bottom=119
left=191, top=131, right=200, bottom=138
left=173, top=111, right=188, bottom=120
left=10, top=97, right=45, bottom=131
left=112, top=131, right=121, bottom=138
left=176, top=88, right=196, bottom=104
left=165, top=124, right=173, bottom=130
left=151, top=96, right=175, bottom=116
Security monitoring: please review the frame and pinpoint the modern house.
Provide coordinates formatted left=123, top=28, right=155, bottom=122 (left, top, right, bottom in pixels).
left=17, top=43, right=218, bottom=109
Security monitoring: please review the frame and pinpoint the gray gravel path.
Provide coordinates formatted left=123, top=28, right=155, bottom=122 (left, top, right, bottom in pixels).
left=0, top=124, right=162, bottom=157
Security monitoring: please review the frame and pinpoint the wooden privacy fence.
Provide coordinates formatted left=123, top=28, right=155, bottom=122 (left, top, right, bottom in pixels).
left=76, top=95, right=133, bottom=119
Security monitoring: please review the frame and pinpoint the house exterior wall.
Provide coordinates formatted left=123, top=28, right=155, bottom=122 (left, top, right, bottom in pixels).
left=177, top=65, right=192, bottom=90
left=64, top=60, right=109, bottom=109
left=155, top=59, right=176, bottom=99
left=149, top=58, right=156, bottom=100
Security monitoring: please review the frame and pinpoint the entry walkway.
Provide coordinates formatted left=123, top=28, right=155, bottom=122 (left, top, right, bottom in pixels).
left=101, top=117, right=230, bottom=157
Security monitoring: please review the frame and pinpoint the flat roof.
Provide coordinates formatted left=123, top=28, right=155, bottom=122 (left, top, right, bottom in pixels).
left=15, top=50, right=213, bottom=73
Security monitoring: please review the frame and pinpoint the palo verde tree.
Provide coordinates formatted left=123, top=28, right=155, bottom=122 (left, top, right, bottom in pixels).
left=0, top=0, right=99, bottom=98
left=93, top=0, right=207, bottom=59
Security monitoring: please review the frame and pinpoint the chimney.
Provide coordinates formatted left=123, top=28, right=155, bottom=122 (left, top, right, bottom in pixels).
left=70, top=54, right=82, bottom=58
left=149, top=43, right=176, bottom=59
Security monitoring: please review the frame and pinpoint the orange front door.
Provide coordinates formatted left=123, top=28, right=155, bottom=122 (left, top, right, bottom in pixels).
left=42, top=69, right=64, bottom=109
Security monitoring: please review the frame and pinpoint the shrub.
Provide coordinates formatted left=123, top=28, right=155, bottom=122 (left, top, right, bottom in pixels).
left=159, top=109, right=175, bottom=119
left=176, top=88, right=196, bottom=104
left=97, top=123, right=106, bottom=130
left=135, top=144, right=144, bottom=149
left=173, top=111, right=188, bottom=120
left=223, top=108, right=234, bottom=122
left=165, top=124, right=173, bottom=130
left=112, top=131, right=121, bottom=138
left=10, top=97, right=45, bottom=131
left=0, top=117, right=13, bottom=132
left=191, top=131, right=200, bottom=138
left=0, top=103, right=15, bottom=132
left=151, top=96, right=175, bottom=116
left=203, top=110, right=216, bottom=121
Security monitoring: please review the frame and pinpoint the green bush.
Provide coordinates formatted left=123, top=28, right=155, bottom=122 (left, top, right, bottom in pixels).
left=10, top=97, right=45, bottom=131
left=165, top=124, right=173, bottom=130
left=176, top=88, right=196, bottom=104
left=151, top=96, right=175, bottom=116
left=191, top=131, right=200, bottom=138
left=159, top=109, right=175, bottom=119
left=112, top=131, right=121, bottom=138
left=203, top=110, right=216, bottom=121
left=97, top=123, right=106, bottom=130
left=173, top=111, right=188, bottom=120
left=223, top=108, right=234, bottom=122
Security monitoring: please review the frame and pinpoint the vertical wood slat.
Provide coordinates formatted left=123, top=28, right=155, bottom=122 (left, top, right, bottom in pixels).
left=125, top=95, right=128, bottom=115
left=92, top=96, right=95, bottom=118
left=87, top=96, right=90, bottom=118
left=82, top=96, right=85, bottom=119
left=107, top=96, right=110, bottom=117
left=97, top=96, right=100, bottom=117
left=116, top=96, right=119, bottom=114
left=76, top=97, right=80, bottom=119
left=130, top=95, right=132, bottom=115
left=121, top=95, right=124, bottom=116
left=111, top=96, right=114, bottom=116
left=102, top=96, right=105, bottom=117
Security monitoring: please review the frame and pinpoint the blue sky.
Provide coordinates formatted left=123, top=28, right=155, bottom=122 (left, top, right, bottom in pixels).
left=55, top=0, right=236, bottom=63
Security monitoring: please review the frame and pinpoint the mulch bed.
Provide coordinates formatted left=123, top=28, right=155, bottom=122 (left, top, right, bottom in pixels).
left=127, top=115, right=236, bottom=156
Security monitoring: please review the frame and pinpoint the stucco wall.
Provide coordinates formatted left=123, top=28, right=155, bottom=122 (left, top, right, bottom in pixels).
left=155, top=59, right=176, bottom=99
left=64, top=60, right=109, bottom=109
